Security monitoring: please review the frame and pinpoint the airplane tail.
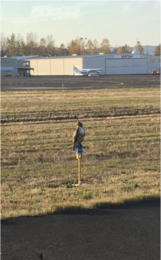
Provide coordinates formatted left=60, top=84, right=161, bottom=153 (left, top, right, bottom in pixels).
left=74, top=66, right=80, bottom=73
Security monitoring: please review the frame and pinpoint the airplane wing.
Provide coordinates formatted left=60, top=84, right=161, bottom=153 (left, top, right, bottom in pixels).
left=86, top=69, right=101, bottom=73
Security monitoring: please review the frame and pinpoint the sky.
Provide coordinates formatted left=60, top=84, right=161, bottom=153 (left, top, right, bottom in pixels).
left=1, top=0, right=160, bottom=47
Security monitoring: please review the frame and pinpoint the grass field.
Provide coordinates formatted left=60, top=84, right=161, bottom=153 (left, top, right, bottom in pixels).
left=1, top=87, right=160, bottom=219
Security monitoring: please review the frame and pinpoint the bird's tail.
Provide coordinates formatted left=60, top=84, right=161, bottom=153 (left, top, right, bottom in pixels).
left=73, top=141, right=81, bottom=151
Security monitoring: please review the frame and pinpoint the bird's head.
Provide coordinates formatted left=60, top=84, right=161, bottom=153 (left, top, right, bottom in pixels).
left=77, top=121, right=83, bottom=127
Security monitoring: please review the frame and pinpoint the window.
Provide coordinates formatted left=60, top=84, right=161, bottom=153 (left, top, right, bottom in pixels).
left=23, top=62, right=29, bottom=66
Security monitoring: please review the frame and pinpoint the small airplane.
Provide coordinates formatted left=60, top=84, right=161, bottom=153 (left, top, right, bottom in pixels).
left=74, top=66, right=102, bottom=76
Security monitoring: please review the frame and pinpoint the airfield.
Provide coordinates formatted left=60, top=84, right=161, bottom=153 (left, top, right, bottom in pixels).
left=1, top=74, right=160, bottom=260
left=1, top=74, right=160, bottom=91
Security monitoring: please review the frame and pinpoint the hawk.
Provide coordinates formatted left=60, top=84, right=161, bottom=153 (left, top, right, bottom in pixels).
left=72, top=121, right=85, bottom=151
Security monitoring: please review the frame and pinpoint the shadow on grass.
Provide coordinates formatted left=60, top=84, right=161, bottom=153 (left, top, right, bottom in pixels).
left=2, top=195, right=160, bottom=220
left=92, top=195, right=160, bottom=210
left=53, top=194, right=160, bottom=215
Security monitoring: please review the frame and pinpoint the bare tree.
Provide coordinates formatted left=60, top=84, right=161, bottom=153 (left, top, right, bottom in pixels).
left=122, top=44, right=132, bottom=53
left=86, top=39, right=94, bottom=55
left=117, top=46, right=124, bottom=54
left=46, top=34, right=55, bottom=56
left=15, top=34, right=25, bottom=56
left=100, top=38, right=111, bottom=54
left=26, top=40, right=38, bottom=55
left=57, top=43, right=67, bottom=56
left=67, top=38, right=82, bottom=55
left=80, top=38, right=88, bottom=55
left=67, top=40, right=77, bottom=55
left=2, top=33, right=149, bottom=58
left=26, top=32, right=37, bottom=44
left=111, top=47, right=118, bottom=54
left=39, top=38, right=47, bottom=56
left=16, top=33, right=24, bottom=43
left=92, top=39, right=99, bottom=54
left=154, top=44, right=161, bottom=56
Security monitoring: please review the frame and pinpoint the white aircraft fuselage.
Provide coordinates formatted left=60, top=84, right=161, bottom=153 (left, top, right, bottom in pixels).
left=74, top=66, right=101, bottom=76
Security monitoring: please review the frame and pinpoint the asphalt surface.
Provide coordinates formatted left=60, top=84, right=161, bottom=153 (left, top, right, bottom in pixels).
left=1, top=75, right=160, bottom=260
left=1, top=202, right=160, bottom=260
left=1, top=74, right=160, bottom=91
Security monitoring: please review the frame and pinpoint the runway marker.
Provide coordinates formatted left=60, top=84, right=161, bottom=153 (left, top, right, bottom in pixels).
left=76, top=145, right=83, bottom=185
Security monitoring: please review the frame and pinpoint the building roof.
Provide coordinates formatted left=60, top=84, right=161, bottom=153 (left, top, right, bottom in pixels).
left=2, top=56, right=39, bottom=60
left=131, top=49, right=140, bottom=55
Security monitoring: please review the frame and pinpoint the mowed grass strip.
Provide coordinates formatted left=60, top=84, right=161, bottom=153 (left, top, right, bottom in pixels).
left=1, top=88, right=159, bottom=122
left=1, top=87, right=160, bottom=219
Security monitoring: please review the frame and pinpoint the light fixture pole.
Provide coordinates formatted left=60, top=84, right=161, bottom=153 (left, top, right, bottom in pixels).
left=80, top=38, right=87, bottom=55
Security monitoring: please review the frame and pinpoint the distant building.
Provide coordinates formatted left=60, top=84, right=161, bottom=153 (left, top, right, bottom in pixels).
left=1, top=53, right=160, bottom=77
left=1, top=57, right=34, bottom=77
left=131, top=49, right=141, bottom=55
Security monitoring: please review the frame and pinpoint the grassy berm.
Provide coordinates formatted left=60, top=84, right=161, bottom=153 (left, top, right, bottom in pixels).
left=1, top=87, right=160, bottom=219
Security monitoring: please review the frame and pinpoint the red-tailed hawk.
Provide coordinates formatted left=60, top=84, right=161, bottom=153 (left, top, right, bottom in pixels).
left=72, top=121, right=85, bottom=151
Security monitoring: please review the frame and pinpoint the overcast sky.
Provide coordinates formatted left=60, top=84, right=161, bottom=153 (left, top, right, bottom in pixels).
left=1, top=0, right=160, bottom=47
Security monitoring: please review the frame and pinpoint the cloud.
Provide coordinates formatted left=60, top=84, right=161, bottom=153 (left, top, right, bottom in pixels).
left=122, top=1, right=134, bottom=13
left=31, top=4, right=89, bottom=21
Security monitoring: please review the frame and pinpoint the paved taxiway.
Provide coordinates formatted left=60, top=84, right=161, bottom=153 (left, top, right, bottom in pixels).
left=1, top=74, right=160, bottom=91
left=1, top=202, right=160, bottom=260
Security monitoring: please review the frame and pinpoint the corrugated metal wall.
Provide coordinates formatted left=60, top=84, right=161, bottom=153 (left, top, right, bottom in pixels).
left=148, top=56, right=160, bottom=74
left=28, top=54, right=160, bottom=76
left=105, top=58, right=148, bottom=75
left=1, top=58, right=17, bottom=77
left=83, top=55, right=105, bottom=75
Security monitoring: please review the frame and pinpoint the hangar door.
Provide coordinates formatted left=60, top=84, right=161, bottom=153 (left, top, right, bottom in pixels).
left=106, top=58, right=147, bottom=75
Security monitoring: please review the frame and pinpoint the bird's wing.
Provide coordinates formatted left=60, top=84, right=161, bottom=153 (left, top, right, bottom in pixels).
left=79, top=127, right=85, bottom=137
left=72, top=127, right=78, bottom=143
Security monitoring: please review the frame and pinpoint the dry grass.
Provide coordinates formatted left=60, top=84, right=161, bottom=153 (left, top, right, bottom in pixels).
left=1, top=88, right=160, bottom=219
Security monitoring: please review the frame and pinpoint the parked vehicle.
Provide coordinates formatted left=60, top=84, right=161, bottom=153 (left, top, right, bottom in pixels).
left=151, top=69, right=159, bottom=75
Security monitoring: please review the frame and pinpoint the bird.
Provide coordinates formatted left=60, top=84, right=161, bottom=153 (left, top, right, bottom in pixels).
left=72, top=121, right=85, bottom=151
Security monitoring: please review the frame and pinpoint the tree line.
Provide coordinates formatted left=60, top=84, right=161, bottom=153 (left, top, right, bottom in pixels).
left=1, top=33, right=160, bottom=57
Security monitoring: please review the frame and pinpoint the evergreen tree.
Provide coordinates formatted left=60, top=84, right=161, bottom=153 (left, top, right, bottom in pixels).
left=26, top=40, right=38, bottom=55
left=0, top=34, right=7, bottom=57
left=18, top=40, right=26, bottom=56
left=6, top=33, right=17, bottom=56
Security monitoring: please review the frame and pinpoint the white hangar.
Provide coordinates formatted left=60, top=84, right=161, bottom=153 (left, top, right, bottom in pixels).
left=27, top=50, right=161, bottom=76
left=1, top=51, right=160, bottom=77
